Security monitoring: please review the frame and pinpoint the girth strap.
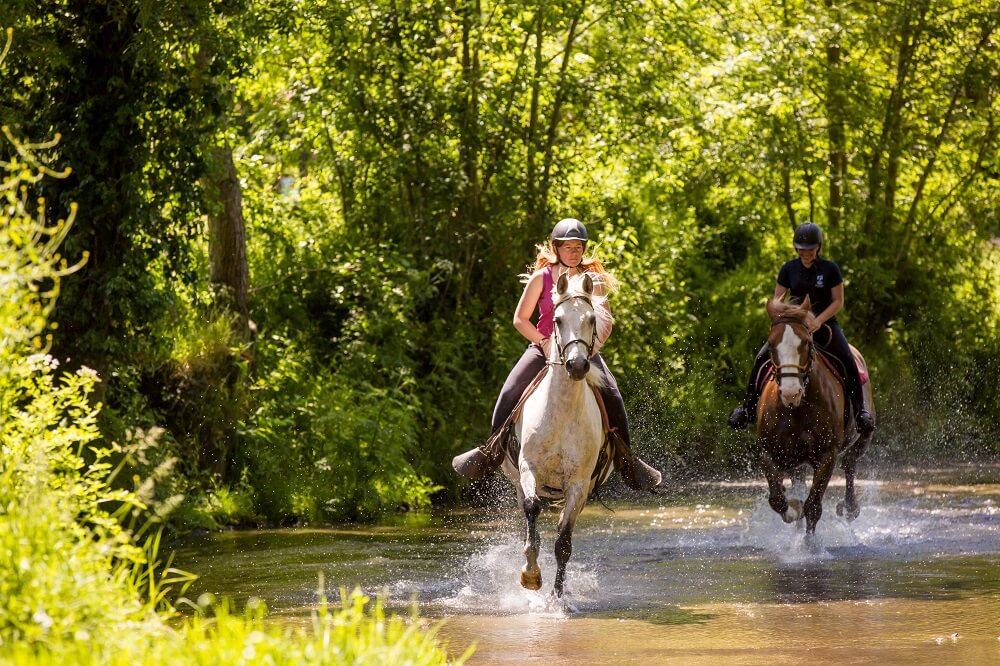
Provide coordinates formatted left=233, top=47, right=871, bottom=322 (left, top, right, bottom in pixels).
left=482, top=367, right=615, bottom=491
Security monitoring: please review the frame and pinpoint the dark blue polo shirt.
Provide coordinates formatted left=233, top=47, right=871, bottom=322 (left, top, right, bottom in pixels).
left=777, top=257, right=843, bottom=323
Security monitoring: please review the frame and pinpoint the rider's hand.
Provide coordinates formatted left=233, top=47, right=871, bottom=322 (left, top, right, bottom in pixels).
left=538, top=337, right=552, bottom=357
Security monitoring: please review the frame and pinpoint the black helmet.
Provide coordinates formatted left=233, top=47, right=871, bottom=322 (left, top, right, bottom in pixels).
left=551, top=218, right=588, bottom=243
left=793, top=222, right=823, bottom=249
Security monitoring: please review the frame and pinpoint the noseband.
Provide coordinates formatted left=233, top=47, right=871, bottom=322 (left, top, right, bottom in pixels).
left=770, top=316, right=815, bottom=387
left=549, top=295, right=597, bottom=366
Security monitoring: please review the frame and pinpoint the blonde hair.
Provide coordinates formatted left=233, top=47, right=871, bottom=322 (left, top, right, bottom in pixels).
left=519, top=240, right=620, bottom=294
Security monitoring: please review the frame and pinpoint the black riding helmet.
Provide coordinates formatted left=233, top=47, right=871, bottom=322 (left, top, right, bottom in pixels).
left=793, top=222, right=823, bottom=250
left=551, top=218, right=588, bottom=244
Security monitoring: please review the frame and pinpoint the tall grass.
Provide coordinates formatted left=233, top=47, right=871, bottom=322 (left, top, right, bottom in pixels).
left=1, top=588, right=470, bottom=665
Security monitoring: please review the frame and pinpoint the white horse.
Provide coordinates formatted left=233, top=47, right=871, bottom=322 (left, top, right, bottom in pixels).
left=501, top=272, right=611, bottom=597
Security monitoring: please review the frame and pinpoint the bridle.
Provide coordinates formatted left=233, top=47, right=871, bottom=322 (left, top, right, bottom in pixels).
left=548, top=295, right=597, bottom=366
left=770, top=316, right=815, bottom=388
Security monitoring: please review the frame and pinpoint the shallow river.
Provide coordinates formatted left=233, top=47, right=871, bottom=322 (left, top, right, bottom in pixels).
left=174, top=463, right=1000, bottom=664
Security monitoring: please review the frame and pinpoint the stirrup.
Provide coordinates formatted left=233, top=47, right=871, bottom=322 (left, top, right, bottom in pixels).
left=855, top=409, right=875, bottom=435
left=728, top=406, right=750, bottom=430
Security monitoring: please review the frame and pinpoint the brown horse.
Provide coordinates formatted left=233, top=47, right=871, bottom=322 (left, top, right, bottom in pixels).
left=756, top=298, right=875, bottom=534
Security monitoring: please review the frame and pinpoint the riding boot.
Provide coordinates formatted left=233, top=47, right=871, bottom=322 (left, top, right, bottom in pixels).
left=828, top=324, right=874, bottom=436
left=454, top=346, right=547, bottom=480
left=727, top=392, right=758, bottom=430
left=611, top=431, right=662, bottom=491
left=729, top=343, right=770, bottom=429
left=600, top=383, right=662, bottom=491
left=452, top=426, right=509, bottom=480
left=850, top=389, right=875, bottom=435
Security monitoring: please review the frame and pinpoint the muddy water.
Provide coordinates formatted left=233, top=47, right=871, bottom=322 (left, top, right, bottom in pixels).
left=173, top=464, right=1000, bottom=664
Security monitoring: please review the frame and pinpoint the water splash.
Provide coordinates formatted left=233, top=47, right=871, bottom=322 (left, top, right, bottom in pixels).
left=427, top=535, right=601, bottom=615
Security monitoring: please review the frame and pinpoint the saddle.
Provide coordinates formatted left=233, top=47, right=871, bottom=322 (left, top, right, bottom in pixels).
left=755, top=348, right=868, bottom=430
left=473, top=366, right=652, bottom=492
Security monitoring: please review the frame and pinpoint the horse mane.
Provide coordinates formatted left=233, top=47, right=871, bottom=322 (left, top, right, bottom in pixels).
left=766, top=298, right=816, bottom=330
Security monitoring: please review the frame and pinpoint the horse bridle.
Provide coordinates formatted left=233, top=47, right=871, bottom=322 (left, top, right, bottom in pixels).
left=770, top=316, right=815, bottom=388
left=549, top=295, right=597, bottom=366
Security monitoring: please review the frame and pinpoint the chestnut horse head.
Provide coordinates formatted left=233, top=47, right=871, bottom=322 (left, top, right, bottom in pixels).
left=765, top=297, right=817, bottom=409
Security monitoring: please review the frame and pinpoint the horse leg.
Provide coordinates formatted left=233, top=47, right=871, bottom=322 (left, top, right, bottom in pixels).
left=837, top=459, right=861, bottom=522
left=552, top=484, right=586, bottom=598
left=519, top=495, right=542, bottom=590
left=518, top=463, right=543, bottom=590
left=763, top=452, right=801, bottom=523
left=837, top=433, right=870, bottom=521
left=804, top=449, right=836, bottom=534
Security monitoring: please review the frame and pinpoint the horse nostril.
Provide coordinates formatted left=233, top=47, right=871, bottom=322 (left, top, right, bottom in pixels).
left=566, top=358, right=589, bottom=379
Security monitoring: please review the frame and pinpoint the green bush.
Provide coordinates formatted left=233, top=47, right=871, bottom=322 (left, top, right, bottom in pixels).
left=239, top=339, right=441, bottom=522
left=0, top=124, right=155, bottom=646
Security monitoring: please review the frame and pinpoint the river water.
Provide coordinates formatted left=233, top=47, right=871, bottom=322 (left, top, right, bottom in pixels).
left=173, top=463, right=1000, bottom=664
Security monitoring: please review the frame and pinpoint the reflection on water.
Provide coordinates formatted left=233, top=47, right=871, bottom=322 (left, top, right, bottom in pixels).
left=173, top=465, right=1000, bottom=664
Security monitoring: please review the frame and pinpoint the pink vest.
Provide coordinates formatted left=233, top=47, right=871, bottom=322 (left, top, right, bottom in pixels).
left=536, top=266, right=555, bottom=337
left=537, top=265, right=598, bottom=337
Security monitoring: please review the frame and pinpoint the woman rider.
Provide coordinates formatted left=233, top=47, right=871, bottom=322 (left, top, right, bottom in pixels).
left=453, top=218, right=661, bottom=490
left=728, top=222, right=875, bottom=434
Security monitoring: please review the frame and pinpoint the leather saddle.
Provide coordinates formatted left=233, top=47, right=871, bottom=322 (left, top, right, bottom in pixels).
left=453, top=366, right=660, bottom=491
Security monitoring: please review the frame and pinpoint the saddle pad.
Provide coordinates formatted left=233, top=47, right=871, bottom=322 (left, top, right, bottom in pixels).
left=758, top=351, right=868, bottom=392
left=853, top=349, right=869, bottom=385
left=818, top=350, right=869, bottom=387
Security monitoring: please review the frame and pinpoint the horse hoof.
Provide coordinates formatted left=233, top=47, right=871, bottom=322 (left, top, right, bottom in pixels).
left=520, top=568, right=542, bottom=591
left=837, top=501, right=860, bottom=521
left=783, top=499, right=803, bottom=523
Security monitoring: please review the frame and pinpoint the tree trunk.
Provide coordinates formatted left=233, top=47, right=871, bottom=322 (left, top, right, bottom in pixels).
left=457, top=0, right=485, bottom=312
left=824, top=0, right=845, bottom=229
left=525, top=8, right=545, bottom=227
left=206, top=141, right=251, bottom=336
left=201, top=141, right=251, bottom=479
left=538, top=2, right=585, bottom=220
left=862, top=3, right=926, bottom=240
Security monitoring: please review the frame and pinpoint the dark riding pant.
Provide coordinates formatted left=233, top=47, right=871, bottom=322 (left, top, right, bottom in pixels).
left=491, top=344, right=630, bottom=445
left=491, top=344, right=547, bottom=432
left=815, top=322, right=866, bottom=413
left=740, top=322, right=866, bottom=414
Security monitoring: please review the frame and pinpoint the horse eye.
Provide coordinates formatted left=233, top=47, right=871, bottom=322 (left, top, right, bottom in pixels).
left=554, top=317, right=561, bottom=325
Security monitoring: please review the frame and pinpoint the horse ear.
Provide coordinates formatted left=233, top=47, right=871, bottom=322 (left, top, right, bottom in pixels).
left=582, top=273, right=593, bottom=294
left=766, top=298, right=780, bottom=320
left=800, top=295, right=811, bottom=313
left=557, top=272, right=569, bottom=295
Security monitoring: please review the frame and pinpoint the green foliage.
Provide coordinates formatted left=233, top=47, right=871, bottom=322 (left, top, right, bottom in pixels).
left=3, top=0, right=1000, bottom=518
left=240, top=339, right=441, bottom=522
left=228, top=0, right=1000, bottom=474
left=0, top=125, right=157, bottom=646
left=2, top=589, right=469, bottom=665
left=0, top=360, right=152, bottom=645
left=0, top=122, right=463, bottom=662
